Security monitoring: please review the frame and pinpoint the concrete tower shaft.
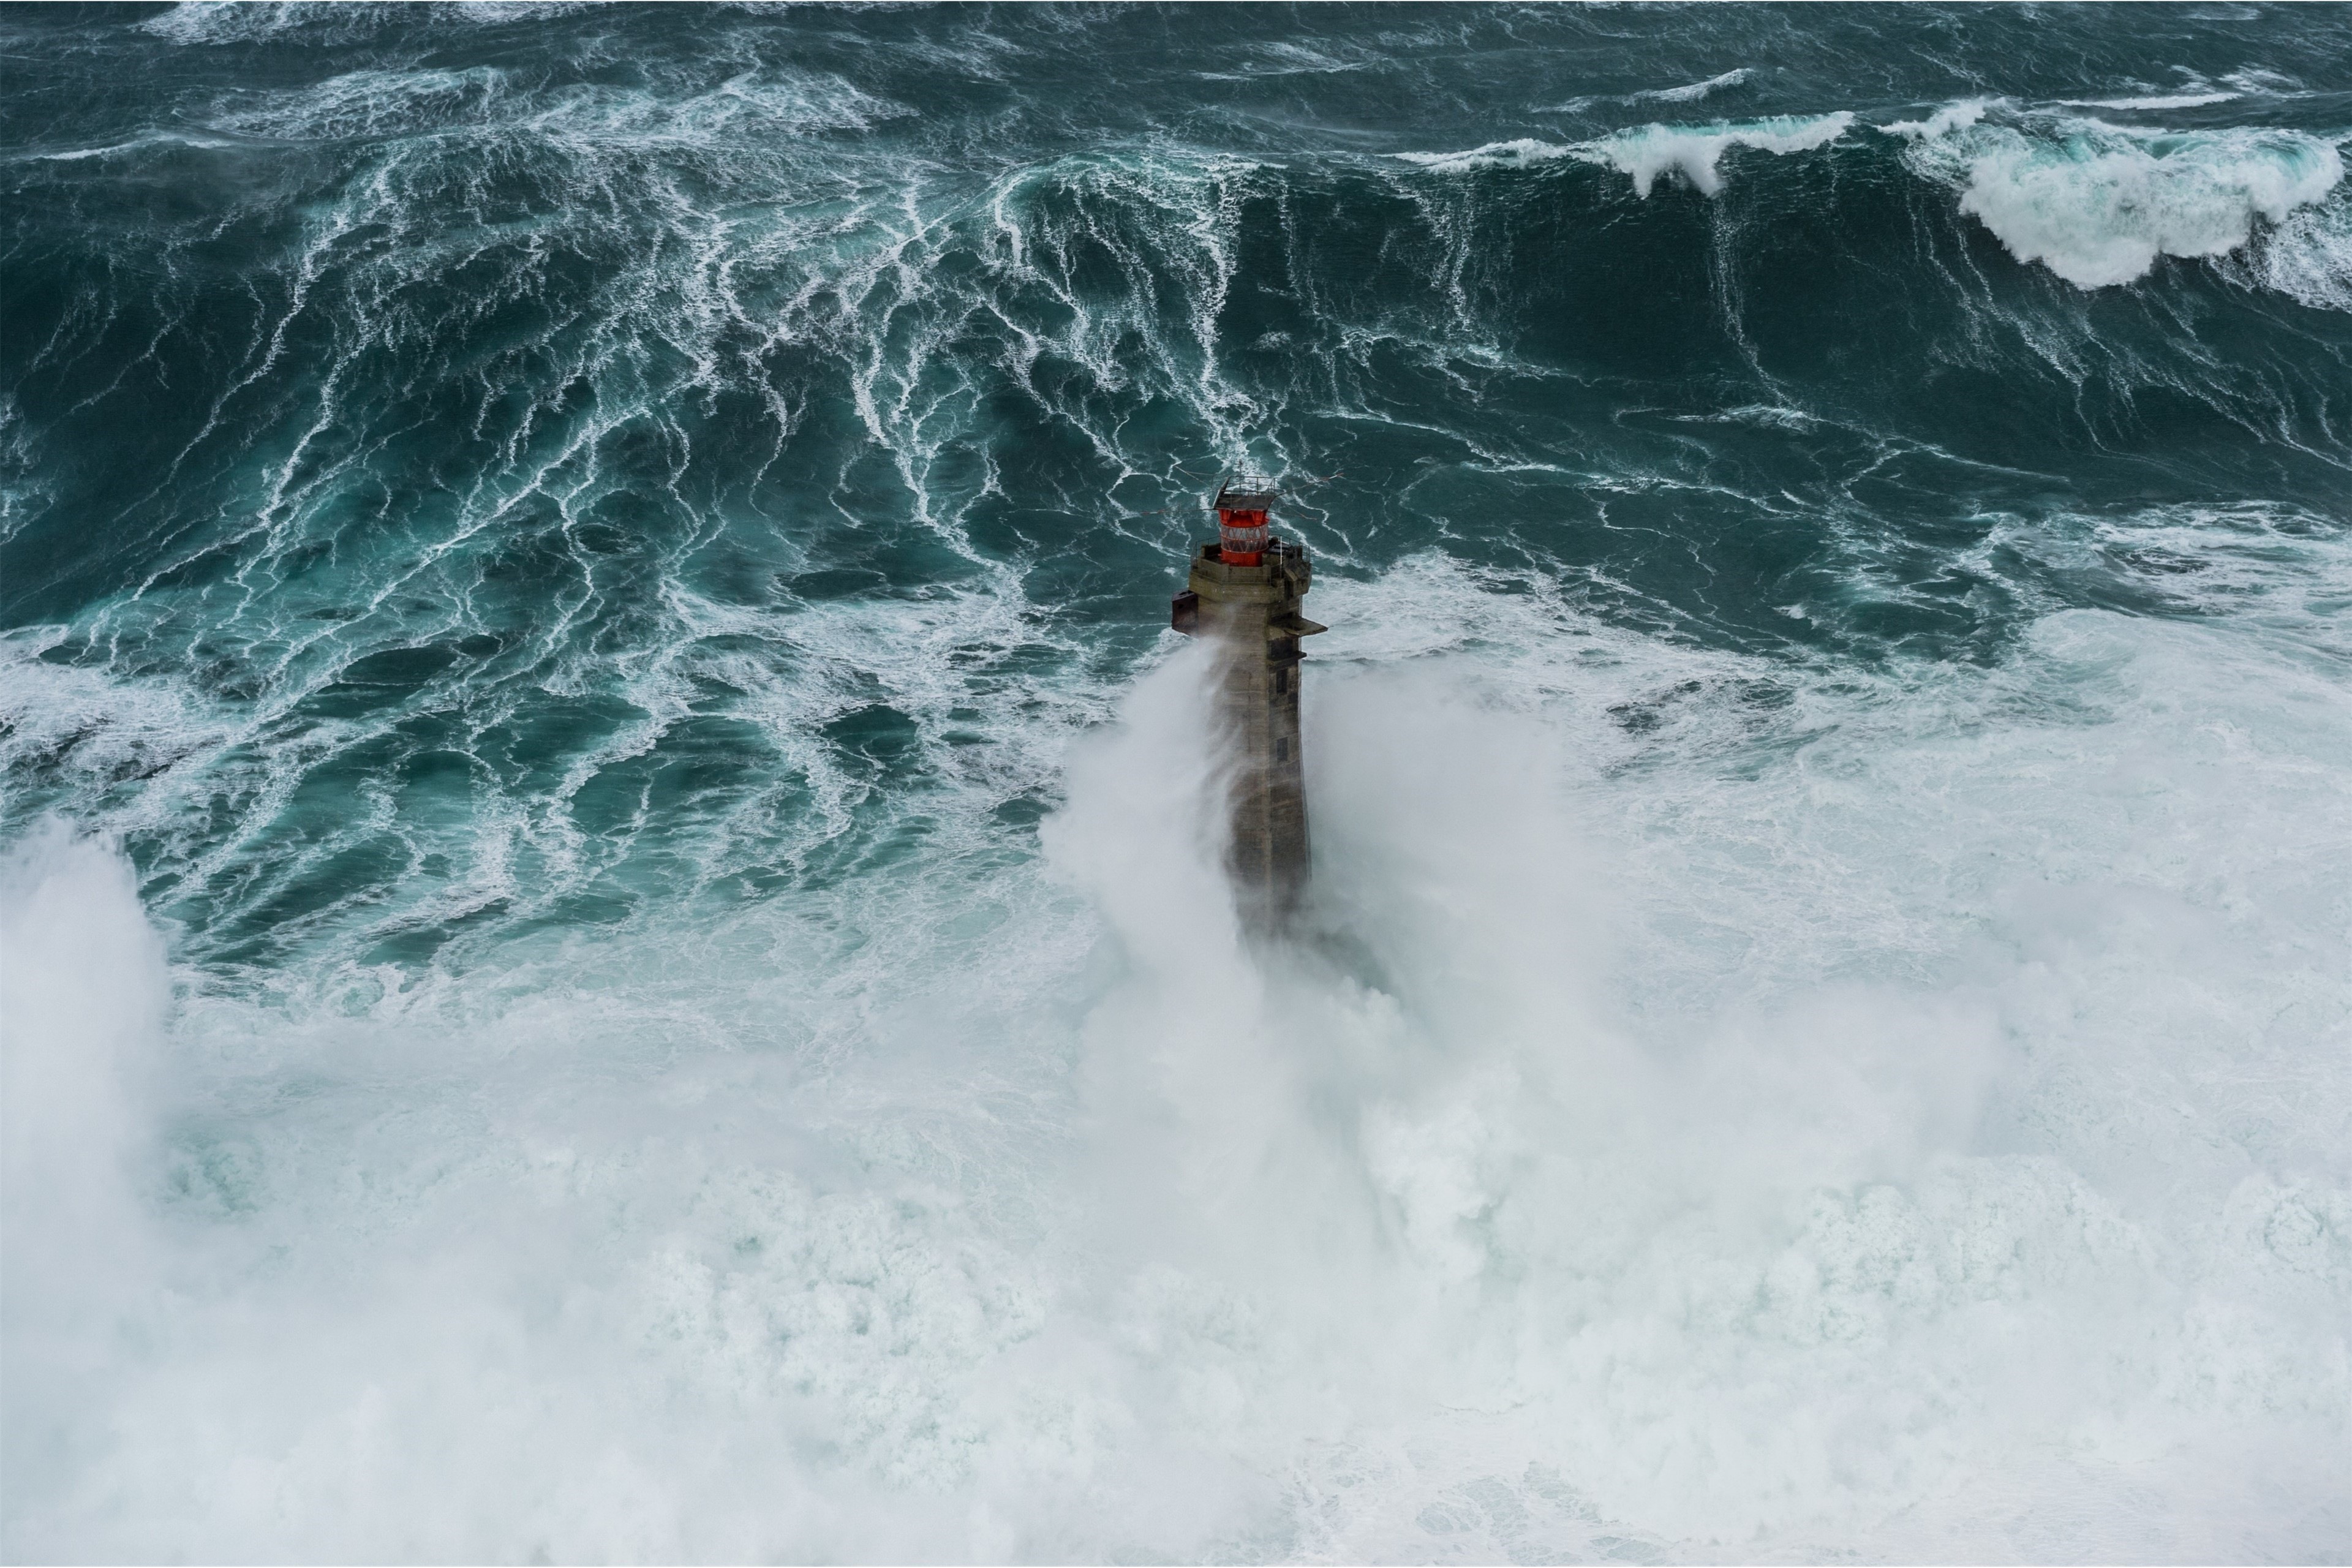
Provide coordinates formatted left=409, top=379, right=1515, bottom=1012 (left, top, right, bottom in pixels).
left=1170, top=481, right=1327, bottom=930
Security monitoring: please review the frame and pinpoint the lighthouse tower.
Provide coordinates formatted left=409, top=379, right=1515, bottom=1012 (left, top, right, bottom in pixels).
left=1170, top=478, right=1327, bottom=930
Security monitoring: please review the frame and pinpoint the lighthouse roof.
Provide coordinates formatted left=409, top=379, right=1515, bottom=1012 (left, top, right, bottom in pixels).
left=1215, top=477, right=1278, bottom=511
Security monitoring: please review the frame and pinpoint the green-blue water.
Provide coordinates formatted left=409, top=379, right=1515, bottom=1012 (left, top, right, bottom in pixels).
left=4, top=5, right=2348, bottom=1561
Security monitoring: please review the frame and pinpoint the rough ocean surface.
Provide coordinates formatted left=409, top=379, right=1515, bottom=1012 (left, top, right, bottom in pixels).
left=3, top=4, right=2349, bottom=1562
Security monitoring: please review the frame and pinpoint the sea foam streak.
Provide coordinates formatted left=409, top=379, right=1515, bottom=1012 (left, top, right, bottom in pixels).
left=1638, top=67, right=1754, bottom=104
left=2059, top=91, right=2239, bottom=111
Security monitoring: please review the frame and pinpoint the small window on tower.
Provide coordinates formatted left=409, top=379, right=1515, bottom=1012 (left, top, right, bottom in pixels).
left=1274, top=668, right=1289, bottom=695
left=1275, top=737, right=1290, bottom=762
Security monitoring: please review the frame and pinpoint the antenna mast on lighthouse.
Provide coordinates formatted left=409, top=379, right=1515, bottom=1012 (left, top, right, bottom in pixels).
left=1170, top=476, right=1327, bottom=932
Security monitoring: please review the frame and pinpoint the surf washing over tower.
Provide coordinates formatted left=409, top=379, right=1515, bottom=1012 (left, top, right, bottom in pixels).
left=1170, top=479, right=1327, bottom=931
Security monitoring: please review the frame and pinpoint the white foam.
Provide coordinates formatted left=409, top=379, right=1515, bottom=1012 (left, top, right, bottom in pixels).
left=1899, top=111, right=2345, bottom=288
left=0, top=821, right=170, bottom=1523
left=1638, top=67, right=1754, bottom=104
left=138, top=2, right=313, bottom=43
left=1524, top=70, right=1757, bottom=121
left=1879, top=97, right=1996, bottom=139
left=1596, top=112, right=1855, bottom=197
left=1398, top=113, right=1854, bottom=197
left=2221, top=67, right=2301, bottom=96
left=205, top=66, right=511, bottom=141
left=10, top=30, right=2352, bottom=1552
left=2245, top=192, right=2352, bottom=311
left=26, top=131, right=240, bottom=162
left=1394, top=137, right=1581, bottom=173
left=2059, top=91, right=2239, bottom=110
left=195, top=66, right=900, bottom=146
left=1194, top=42, right=1376, bottom=81
left=140, top=1, right=589, bottom=43
left=9, top=530, right=2348, bottom=1559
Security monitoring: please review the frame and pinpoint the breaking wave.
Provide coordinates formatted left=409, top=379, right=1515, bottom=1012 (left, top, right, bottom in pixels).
left=1896, top=105, right=2346, bottom=288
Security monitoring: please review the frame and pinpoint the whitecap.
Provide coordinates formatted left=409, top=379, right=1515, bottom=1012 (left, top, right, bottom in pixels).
left=1591, top=112, right=1855, bottom=197
left=2058, top=92, right=2239, bottom=110
left=1879, top=98, right=1997, bottom=140
left=2221, top=67, right=2302, bottom=94
left=1637, top=68, right=1755, bottom=105
left=1393, top=137, right=1583, bottom=173
left=1397, top=113, right=1854, bottom=197
left=2244, top=193, right=2352, bottom=311
left=1900, top=112, right=2345, bottom=288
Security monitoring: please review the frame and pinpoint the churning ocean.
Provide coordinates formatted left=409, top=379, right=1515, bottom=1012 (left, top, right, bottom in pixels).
left=2, top=2, right=2349, bottom=1562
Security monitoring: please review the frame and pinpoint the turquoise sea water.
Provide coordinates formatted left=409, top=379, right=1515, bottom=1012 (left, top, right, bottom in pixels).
left=4, top=4, right=2349, bottom=1560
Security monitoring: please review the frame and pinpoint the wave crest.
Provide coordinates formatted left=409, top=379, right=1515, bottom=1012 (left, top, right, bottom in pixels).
left=1397, top=113, right=1854, bottom=197
left=1597, top=112, right=1855, bottom=197
left=1900, top=110, right=2345, bottom=288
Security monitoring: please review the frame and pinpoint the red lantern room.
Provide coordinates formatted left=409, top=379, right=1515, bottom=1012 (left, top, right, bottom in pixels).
left=1213, top=478, right=1277, bottom=565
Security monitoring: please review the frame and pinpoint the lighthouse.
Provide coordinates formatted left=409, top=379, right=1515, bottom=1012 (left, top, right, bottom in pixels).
left=1170, top=478, right=1327, bottom=930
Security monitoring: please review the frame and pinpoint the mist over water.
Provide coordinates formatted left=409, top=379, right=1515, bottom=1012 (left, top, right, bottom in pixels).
left=4, top=4, right=2350, bottom=1561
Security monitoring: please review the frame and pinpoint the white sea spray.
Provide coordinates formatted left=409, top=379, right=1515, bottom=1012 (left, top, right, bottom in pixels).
left=8, top=527, right=2350, bottom=1559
